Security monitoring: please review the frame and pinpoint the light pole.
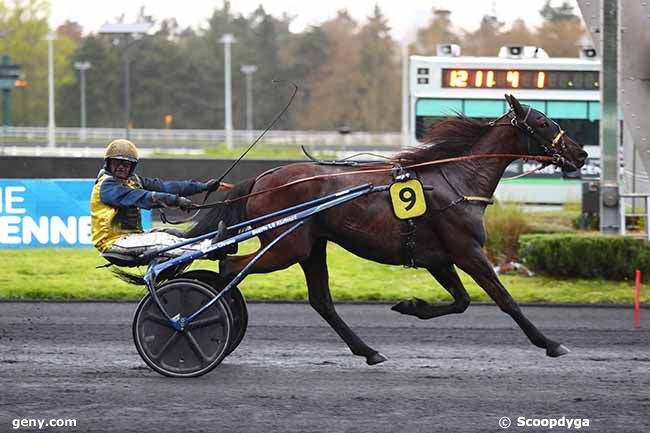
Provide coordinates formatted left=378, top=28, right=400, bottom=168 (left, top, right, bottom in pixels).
left=46, top=31, right=56, bottom=149
left=220, top=33, right=236, bottom=150
left=400, top=42, right=409, bottom=148
left=240, top=64, right=257, bottom=138
left=99, top=22, right=152, bottom=139
left=74, top=61, right=91, bottom=139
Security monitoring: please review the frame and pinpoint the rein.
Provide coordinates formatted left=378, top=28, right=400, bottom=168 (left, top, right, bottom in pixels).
left=191, top=153, right=555, bottom=209
left=161, top=81, right=298, bottom=224
left=188, top=106, right=574, bottom=211
left=501, top=163, right=550, bottom=181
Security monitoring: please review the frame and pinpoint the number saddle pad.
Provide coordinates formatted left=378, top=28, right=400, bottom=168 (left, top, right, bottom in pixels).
left=389, top=179, right=427, bottom=220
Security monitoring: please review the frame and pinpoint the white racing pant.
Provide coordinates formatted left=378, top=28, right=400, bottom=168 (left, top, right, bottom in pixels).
left=107, top=231, right=212, bottom=258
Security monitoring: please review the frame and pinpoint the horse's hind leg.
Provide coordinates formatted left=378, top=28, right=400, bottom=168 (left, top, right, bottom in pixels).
left=456, top=247, right=569, bottom=357
left=300, top=239, right=387, bottom=365
left=392, top=264, right=470, bottom=319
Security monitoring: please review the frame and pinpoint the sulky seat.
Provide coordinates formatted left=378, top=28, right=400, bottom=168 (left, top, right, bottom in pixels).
left=101, top=251, right=153, bottom=267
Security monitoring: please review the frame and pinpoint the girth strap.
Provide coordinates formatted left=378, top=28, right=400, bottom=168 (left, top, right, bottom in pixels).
left=400, top=219, right=417, bottom=268
left=391, top=167, right=420, bottom=268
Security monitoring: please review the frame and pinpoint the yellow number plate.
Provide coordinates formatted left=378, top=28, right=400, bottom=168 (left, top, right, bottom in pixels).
left=389, top=179, right=427, bottom=220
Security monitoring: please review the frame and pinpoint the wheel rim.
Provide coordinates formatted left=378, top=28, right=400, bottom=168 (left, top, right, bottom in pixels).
left=134, top=279, right=231, bottom=377
left=223, top=287, right=248, bottom=356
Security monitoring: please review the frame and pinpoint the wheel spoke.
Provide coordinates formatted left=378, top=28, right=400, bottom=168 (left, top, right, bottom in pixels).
left=179, top=286, right=189, bottom=315
left=151, top=331, right=180, bottom=360
left=186, top=314, right=226, bottom=330
left=185, top=331, right=209, bottom=362
left=145, top=311, right=174, bottom=328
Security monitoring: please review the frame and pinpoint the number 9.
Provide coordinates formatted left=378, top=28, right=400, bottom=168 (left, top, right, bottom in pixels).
left=399, top=187, right=416, bottom=211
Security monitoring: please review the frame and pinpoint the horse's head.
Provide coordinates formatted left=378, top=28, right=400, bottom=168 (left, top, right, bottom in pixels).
left=504, top=94, right=588, bottom=172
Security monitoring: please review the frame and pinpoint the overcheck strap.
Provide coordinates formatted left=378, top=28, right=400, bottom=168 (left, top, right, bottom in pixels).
left=463, top=196, right=494, bottom=204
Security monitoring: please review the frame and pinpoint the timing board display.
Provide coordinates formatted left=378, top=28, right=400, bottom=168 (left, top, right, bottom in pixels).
left=441, top=69, right=599, bottom=90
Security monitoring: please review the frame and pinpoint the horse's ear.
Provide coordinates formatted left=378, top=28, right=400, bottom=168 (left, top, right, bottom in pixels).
left=505, top=94, right=525, bottom=118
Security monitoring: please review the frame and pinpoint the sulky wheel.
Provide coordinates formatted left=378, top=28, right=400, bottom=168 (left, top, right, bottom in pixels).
left=178, top=270, right=248, bottom=357
left=132, top=278, right=232, bottom=378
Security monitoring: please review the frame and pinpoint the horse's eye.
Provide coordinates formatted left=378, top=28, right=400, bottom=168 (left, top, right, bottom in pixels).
left=540, top=121, right=549, bottom=128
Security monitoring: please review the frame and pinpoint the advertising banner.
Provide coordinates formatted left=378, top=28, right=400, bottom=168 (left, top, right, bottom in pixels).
left=0, top=179, right=151, bottom=248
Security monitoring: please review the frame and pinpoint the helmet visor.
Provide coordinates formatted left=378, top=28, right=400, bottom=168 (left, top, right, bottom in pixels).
left=107, top=155, right=138, bottom=164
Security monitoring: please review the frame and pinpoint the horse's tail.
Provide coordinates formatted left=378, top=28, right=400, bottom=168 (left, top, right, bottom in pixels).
left=111, top=268, right=146, bottom=286
left=185, top=177, right=256, bottom=238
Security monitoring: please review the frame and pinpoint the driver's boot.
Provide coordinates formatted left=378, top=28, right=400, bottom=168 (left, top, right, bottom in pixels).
left=207, top=221, right=230, bottom=261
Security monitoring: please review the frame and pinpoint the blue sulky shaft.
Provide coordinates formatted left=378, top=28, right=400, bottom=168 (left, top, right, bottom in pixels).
left=144, top=183, right=375, bottom=329
left=148, top=182, right=373, bottom=258
left=184, top=220, right=306, bottom=327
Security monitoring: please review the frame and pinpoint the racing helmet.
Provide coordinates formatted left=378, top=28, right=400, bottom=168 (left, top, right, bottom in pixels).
left=104, top=139, right=139, bottom=164
left=104, top=139, right=139, bottom=175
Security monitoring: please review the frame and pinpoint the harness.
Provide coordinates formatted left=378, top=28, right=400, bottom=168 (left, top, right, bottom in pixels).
left=189, top=106, right=575, bottom=267
left=389, top=164, right=495, bottom=267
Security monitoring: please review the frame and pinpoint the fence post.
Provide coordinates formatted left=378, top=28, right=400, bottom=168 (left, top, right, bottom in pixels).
left=646, top=196, right=650, bottom=240
left=620, top=195, right=626, bottom=236
left=635, top=269, right=641, bottom=329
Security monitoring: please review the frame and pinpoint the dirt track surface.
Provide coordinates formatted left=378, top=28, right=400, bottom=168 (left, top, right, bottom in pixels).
left=0, top=301, right=648, bottom=433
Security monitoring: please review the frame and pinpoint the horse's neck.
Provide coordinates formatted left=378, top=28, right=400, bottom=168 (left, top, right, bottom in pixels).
left=453, top=129, right=522, bottom=198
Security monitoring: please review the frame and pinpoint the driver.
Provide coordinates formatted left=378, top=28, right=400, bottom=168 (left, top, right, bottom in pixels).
left=90, top=139, right=223, bottom=260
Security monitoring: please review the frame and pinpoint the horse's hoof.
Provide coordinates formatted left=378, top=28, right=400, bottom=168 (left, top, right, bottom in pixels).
left=366, top=352, right=388, bottom=365
left=390, top=298, right=429, bottom=318
left=391, top=300, right=414, bottom=315
left=391, top=299, right=433, bottom=319
left=547, top=343, right=570, bottom=358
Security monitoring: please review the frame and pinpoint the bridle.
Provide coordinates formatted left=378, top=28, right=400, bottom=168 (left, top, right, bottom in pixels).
left=490, top=106, right=576, bottom=171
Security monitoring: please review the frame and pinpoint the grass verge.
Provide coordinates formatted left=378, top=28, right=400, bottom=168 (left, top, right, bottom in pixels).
left=0, top=244, right=643, bottom=304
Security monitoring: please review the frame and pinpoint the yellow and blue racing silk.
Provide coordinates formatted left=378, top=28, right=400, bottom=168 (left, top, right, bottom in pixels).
left=90, top=168, right=208, bottom=252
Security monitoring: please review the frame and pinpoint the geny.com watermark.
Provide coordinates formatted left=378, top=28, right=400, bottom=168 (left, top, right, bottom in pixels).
left=12, top=418, right=77, bottom=430
left=499, top=416, right=591, bottom=430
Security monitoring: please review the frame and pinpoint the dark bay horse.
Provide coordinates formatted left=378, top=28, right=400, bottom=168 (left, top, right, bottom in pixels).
left=186, top=94, right=588, bottom=365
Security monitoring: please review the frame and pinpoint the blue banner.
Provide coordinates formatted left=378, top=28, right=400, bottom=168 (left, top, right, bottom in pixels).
left=0, top=179, right=151, bottom=248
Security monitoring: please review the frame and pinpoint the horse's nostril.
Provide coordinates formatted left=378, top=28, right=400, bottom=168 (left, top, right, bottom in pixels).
left=579, top=150, right=588, bottom=159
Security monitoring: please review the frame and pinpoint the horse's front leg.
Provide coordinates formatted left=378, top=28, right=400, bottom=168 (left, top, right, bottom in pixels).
left=300, top=239, right=387, bottom=365
left=455, top=245, right=569, bottom=357
left=392, top=264, right=471, bottom=319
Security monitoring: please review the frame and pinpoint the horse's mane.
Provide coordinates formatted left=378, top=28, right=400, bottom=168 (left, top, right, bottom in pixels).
left=394, top=114, right=490, bottom=164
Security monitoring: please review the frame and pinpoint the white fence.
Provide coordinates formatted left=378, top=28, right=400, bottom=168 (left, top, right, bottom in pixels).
left=0, top=126, right=403, bottom=150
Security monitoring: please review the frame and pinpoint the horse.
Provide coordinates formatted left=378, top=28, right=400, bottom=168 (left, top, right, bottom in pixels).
left=184, top=94, right=588, bottom=365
